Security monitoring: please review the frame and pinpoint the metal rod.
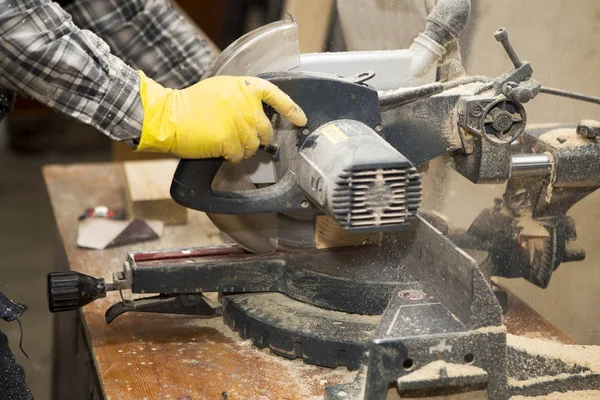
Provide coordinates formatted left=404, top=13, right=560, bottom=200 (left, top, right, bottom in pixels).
left=105, top=282, right=118, bottom=292
left=540, top=87, right=600, bottom=105
left=494, top=28, right=523, bottom=68
left=511, top=154, right=553, bottom=177
left=378, top=83, right=443, bottom=108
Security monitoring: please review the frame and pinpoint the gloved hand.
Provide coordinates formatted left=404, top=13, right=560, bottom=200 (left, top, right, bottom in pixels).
left=135, top=71, right=307, bottom=163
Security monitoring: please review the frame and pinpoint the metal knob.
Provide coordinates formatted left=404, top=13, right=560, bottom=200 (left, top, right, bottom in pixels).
left=47, top=272, right=108, bottom=312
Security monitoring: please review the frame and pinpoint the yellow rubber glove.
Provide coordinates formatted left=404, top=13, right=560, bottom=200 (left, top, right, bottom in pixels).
left=135, top=71, right=307, bottom=162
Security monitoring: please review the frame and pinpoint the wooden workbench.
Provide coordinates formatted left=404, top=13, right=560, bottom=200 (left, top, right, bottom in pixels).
left=43, top=162, right=572, bottom=400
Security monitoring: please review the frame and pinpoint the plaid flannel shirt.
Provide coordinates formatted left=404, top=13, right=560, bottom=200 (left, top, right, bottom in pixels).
left=0, top=0, right=214, bottom=143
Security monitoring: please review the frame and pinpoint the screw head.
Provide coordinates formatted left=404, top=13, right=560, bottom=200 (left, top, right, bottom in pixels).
left=301, top=128, right=310, bottom=136
left=375, top=124, right=383, bottom=132
left=285, top=201, right=292, bottom=208
left=494, top=27, right=508, bottom=42
left=471, top=105, right=483, bottom=117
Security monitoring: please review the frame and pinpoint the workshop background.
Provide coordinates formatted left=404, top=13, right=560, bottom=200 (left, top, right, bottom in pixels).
left=1, top=0, right=599, bottom=398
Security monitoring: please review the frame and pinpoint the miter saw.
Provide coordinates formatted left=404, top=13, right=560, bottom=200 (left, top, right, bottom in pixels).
left=47, top=1, right=600, bottom=398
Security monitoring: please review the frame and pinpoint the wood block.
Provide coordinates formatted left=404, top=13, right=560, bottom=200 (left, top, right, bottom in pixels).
left=124, top=160, right=187, bottom=225
left=111, top=142, right=173, bottom=162
left=314, top=215, right=381, bottom=249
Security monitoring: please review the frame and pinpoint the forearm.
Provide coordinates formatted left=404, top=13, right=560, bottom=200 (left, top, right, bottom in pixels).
left=65, top=0, right=215, bottom=89
left=0, top=0, right=143, bottom=142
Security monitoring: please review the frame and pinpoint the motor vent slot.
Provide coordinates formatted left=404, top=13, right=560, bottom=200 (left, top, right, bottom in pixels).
left=331, top=167, right=422, bottom=232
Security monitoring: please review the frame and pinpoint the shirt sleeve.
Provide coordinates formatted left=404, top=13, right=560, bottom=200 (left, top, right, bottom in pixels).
left=0, top=0, right=144, bottom=142
left=63, top=0, right=215, bottom=90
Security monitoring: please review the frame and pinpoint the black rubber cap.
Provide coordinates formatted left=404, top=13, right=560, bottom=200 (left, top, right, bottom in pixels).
left=47, top=272, right=106, bottom=313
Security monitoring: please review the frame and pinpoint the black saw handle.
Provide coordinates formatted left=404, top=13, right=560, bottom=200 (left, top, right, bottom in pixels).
left=170, top=87, right=307, bottom=214
left=170, top=157, right=304, bottom=214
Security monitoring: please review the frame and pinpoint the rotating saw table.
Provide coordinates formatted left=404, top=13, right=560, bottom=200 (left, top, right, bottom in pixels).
left=44, top=162, right=574, bottom=400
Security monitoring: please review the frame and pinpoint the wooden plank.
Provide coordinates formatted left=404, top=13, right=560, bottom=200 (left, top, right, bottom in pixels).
left=283, top=0, right=334, bottom=53
left=123, top=160, right=187, bottom=225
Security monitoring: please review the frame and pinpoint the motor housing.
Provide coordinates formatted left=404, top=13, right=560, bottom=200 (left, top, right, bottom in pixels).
left=296, top=119, right=421, bottom=233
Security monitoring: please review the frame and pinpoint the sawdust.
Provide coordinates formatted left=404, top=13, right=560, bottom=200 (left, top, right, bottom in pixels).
left=315, top=215, right=382, bottom=249
left=544, top=151, right=556, bottom=203
left=507, top=334, right=600, bottom=399
left=507, top=334, right=600, bottom=374
left=473, top=325, right=506, bottom=335
left=182, top=314, right=358, bottom=400
left=511, top=390, right=600, bottom=399
left=399, top=360, right=483, bottom=382
left=538, top=128, right=595, bottom=148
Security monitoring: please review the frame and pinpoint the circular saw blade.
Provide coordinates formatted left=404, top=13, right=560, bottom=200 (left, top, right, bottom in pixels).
left=210, top=163, right=278, bottom=254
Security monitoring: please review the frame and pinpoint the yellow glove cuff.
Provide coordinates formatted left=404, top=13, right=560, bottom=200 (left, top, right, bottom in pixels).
left=135, top=71, right=176, bottom=154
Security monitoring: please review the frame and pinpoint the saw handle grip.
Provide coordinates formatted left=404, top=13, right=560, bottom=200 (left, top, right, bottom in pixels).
left=169, top=98, right=306, bottom=214
left=170, top=157, right=305, bottom=214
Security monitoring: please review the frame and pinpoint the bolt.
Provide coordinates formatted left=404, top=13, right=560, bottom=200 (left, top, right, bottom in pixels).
left=375, top=124, right=383, bottom=132
left=285, top=201, right=292, bottom=208
left=300, top=200, right=309, bottom=208
left=471, top=105, right=483, bottom=118
left=490, top=107, right=513, bottom=132
left=350, top=92, right=357, bottom=100
left=189, top=188, right=196, bottom=195
left=301, top=128, right=310, bottom=136
left=494, top=28, right=523, bottom=68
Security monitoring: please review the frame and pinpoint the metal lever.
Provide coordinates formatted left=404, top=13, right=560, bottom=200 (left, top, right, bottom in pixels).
left=105, top=294, right=221, bottom=323
left=494, top=28, right=523, bottom=68
left=47, top=271, right=116, bottom=312
left=492, top=27, right=540, bottom=103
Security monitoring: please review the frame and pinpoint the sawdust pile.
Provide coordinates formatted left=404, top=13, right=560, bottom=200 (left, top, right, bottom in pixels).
left=508, top=334, right=600, bottom=373
left=512, top=390, right=600, bottom=399
left=508, top=334, right=600, bottom=399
